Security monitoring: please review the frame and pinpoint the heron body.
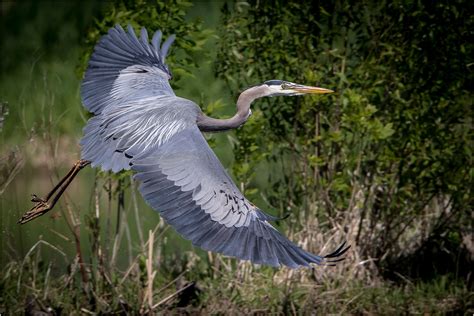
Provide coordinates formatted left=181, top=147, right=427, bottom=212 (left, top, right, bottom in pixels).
left=22, top=24, right=349, bottom=268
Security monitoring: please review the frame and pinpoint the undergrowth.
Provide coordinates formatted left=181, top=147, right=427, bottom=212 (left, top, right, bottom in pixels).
left=1, top=247, right=471, bottom=315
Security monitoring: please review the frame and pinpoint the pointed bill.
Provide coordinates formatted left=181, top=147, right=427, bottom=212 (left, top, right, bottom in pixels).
left=290, top=84, right=334, bottom=94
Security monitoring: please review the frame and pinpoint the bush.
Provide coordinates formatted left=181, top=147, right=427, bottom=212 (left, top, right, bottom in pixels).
left=216, top=0, right=472, bottom=281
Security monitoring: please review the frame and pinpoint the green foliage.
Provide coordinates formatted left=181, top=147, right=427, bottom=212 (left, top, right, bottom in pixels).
left=217, top=0, right=472, bottom=269
left=0, top=2, right=103, bottom=143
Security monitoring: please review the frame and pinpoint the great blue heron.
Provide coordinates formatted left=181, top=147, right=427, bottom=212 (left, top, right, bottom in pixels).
left=19, top=25, right=349, bottom=268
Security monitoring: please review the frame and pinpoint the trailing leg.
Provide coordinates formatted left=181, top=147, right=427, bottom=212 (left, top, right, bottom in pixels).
left=18, top=159, right=91, bottom=224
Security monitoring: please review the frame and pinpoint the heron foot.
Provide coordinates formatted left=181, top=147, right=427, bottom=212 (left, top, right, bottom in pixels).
left=17, top=159, right=91, bottom=225
left=18, top=197, right=53, bottom=224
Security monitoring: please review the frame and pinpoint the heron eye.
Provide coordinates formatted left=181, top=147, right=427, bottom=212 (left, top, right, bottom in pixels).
left=281, top=83, right=289, bottom=90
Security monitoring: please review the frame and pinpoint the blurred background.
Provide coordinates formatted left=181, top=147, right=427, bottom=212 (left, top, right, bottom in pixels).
left=0, top=0, right=472, bottom=314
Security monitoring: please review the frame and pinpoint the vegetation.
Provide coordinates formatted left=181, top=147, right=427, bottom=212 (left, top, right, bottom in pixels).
left=218, top=0, right=472, bottom=268
left=0, top=0, right=472, bottom=314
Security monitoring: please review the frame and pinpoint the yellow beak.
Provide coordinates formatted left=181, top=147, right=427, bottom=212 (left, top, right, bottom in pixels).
left=292, top=85, right=334, bottom=94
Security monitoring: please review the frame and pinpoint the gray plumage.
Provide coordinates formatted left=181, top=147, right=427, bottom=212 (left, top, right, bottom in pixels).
left=79, top=24, right=349, bottom=268
left=81, top=24, right=174, bottom=115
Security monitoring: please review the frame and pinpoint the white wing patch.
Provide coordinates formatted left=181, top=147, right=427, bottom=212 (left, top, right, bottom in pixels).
left=80, top=97, right=200, bottom=171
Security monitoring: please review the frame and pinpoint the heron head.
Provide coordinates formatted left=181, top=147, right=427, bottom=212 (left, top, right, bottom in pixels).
left=263, top=80, right=334, bottom=97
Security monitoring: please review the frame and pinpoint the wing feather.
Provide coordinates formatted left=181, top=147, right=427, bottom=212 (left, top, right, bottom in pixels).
left=81, top=24, right=175, bottom=115
left=81, top=97, right=199, bottom=171
left=152, top=30, right=162, bottom=51
left=160, top=35, right=176, bottom=63
left=129, top=128, right=346, bottom=268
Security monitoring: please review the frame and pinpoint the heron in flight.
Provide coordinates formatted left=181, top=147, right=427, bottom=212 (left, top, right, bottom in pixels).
left=19, top=25, right=349, bottom=268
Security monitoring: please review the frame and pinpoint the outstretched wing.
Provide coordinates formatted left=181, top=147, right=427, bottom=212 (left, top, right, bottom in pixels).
left=81, top=24, right=176, bottom=115
left=131, top=127, right=349, bottom=268
left=80, top=24, right=184, bottom=171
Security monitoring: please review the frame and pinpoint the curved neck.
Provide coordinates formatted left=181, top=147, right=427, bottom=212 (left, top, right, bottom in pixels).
left=197, top=85, right=267, bottom=132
